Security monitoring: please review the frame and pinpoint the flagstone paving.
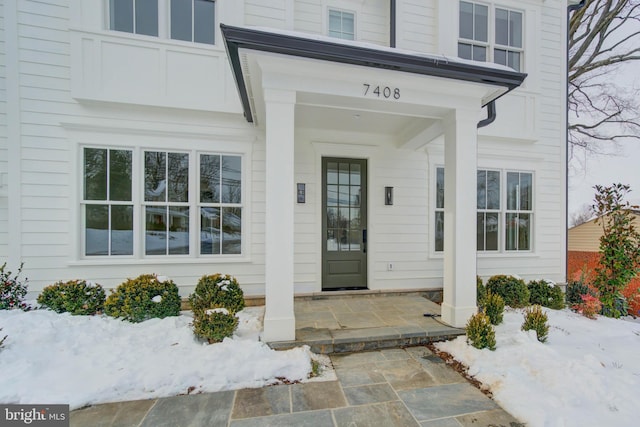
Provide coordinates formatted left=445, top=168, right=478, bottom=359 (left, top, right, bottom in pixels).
left=70, top=346, right=525, bottom=427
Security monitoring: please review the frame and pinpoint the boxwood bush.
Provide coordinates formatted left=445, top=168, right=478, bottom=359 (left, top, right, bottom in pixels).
left=522, top=305, right=549, bottom=343
left=466, top=312, right=496, bottom=350
left=37, top=280, right=106, bottom=315
left=104, top=274, right=181, bottom=323
left=189, top=274, right=245, bottom=314
left=486, top=275, right=530, bottom=308
left=527, top=280, right=564, bottom=310
left=192, top=307, right=238, bottom=343
left=477, top=276, right=487, bottom=309
left=484, top=292, right=505, bottom=325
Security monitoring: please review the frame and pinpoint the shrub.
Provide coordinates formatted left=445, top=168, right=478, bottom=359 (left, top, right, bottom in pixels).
left=566, top=280, right=597, bottom=306
left=0, top=262, right=30, bottom=311
left=486, top=275, right=530, bottom=308
left=528, top=280, right=565, bottom=310
left=522, top=305, right=549, bottom=343
left=573, top=294, right=602, bottom=319
left=192, top=308, right=238, bottom=343
left=465, top=312, right=496, bottom=350
left=104, top=274, right=181, bottom=323
left=37, top=280, right=106, bottom=315
left=189, top=274, right=245, bottom=314
left=484, top=293, right=505, bottom=325
left=477, top=276, right=487, bottom=309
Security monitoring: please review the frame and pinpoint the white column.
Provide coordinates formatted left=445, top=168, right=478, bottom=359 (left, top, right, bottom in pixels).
left=441, top=108, right=479, bottom=328
left=262, top=88, right=296, bottom=342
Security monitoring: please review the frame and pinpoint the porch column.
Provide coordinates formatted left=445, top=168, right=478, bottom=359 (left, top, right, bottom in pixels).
left=441, top=108, right=479, bottom=328
left=262, top=88, right=296, bottom=342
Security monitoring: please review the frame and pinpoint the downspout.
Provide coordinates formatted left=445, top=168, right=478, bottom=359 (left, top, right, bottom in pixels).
left=477, top=100, right=496, bottom=128
left=390, top=0, right=396, bottom=48
left=565, top=0, right=586, bottom=283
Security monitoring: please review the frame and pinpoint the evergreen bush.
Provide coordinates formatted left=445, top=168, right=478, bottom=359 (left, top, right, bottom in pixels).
left=477, top=276, right=487, bottom=309
left=566, top=280, right=596, bottom=306
left=465, top=312, right=496, bottom=350
left=484, top=292, right=505, bottom=325
left=104, top=274, right=181, bottom=323
left=189, top=274, right=245, bottom=314
left=192, top=307, right=238, bottom=343
left=522, top=305, right=549, bottom=343
left=528, top=280, right=565, bottom=310
left=486, top=275, right=530, bottom=308
left=37, top=280, right=106, bottom=315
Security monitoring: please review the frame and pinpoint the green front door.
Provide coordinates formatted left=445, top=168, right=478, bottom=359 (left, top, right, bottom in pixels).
left=322, top=158, right=367, bottom=290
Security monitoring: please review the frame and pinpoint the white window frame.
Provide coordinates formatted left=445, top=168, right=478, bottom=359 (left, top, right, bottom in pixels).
left=432, top=167, right=534, bottom=254
left=107, top=0, right=217, bottom=45
left=327, top=7, right=356, bottom=40
left=476, top=169, right=501, bottom=252
left=80, top=145, right=244, bottom=260
left=457, top=1, right=524, bottom=72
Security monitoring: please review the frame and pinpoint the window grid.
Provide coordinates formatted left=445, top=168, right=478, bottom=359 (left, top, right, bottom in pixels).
left=476, top=169, right=500, bottom=251
left=505, top=172, right=533, bottom=251
left=328, top=9, right=355, bottom=40
left=458, top=1, right=523, bottom=72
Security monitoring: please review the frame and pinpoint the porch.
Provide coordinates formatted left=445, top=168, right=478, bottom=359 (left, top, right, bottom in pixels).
left=267, top=291, right=465, bottom=354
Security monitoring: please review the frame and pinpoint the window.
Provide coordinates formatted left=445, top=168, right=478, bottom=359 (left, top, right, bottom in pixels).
left=434, top=167, right=532, bottom=253
left=476, top=170, right=500, bottom=251
left=109, top=0, right=216, bottom=45
left=144, top=151, right=190, bottom=255
left=458, top=1, right=523, bottom=71
left=199, top=154, right=242, bottom=255
left=83, top=148, right=134, bottom=256
left=328, top=9, right=355, bottom=40
left=82, top=147, right=242, bottom=258
left=505, top=172, right=532, bottom=250
left=171, top=0, right=216, bottom=44
left=109, top=0, right=159, bottom=36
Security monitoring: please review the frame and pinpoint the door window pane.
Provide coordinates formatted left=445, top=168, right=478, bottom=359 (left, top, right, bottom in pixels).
left=435, top=211, right=444, bottom=252
left=327, top=162, right=338, bottom=184
left=436, top=167, right=445, bottom=209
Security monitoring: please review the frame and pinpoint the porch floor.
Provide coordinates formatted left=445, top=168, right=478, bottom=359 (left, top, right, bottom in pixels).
left=268, top=292, right=465, bottom=354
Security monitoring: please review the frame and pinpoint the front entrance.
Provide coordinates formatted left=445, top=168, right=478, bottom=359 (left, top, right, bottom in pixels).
left=322, top=158, right=367, bottom=290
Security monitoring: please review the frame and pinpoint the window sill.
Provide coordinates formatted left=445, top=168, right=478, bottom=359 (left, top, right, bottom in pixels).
left=68, top=255, right=251, bottom=267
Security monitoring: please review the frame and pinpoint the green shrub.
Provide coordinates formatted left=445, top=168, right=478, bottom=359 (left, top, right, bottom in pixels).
left=192, top=308, right=238, bottom=343
left=37, top=280, right=106, bottom=315
left=189, top=274, right=245, bottom=314
left=484, top=293, right=505, bottom=325
left=0, top=262, right=30, bottom=311
left=566, top=280, right=596, bottom=306
left=104, top=274, right=181, bottom=323
left=486, top=275, right=530, bottom=308
left=522, top=305, right=549, bottom=343
left=527, top=280, right=565, bottom=310
left=477, top=276, right=487, bottom=309
left=465, top=312, right=496, bottom=350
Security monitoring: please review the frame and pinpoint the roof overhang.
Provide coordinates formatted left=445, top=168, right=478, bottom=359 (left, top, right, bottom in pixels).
left=221, top=24, right=527, bottom=124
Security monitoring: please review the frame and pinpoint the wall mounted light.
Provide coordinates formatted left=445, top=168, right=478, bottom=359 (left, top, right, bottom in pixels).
left=385, top=187, right=393, bottom=205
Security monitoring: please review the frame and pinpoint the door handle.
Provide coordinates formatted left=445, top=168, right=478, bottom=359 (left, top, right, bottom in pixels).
left=362, top=229, right=367, bottom=253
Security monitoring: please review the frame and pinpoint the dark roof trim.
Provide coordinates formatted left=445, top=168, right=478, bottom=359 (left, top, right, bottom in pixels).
left=221, top=24, right=527, bottom=123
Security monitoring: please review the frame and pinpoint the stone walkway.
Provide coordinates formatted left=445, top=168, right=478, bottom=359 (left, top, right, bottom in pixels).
left=70, top=346, right=524, bottom=427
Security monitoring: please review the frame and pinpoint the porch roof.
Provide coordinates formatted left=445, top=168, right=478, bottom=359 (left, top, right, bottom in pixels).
left=220, top=24, right=527, bottom=124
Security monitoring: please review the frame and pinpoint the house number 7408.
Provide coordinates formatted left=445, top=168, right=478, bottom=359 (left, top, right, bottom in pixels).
left=363, top=84, right=400, bottom=99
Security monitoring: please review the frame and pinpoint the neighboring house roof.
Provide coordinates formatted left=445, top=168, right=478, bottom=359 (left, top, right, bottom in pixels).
left=220, top=24, right=527, bottom=123
left=568, top=211, right=640, bottom=252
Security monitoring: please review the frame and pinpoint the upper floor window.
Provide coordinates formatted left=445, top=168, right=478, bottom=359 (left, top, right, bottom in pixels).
left=458, top=1, right=523, bottom=72
left=171, top=0, right=216, bottom=44
left=110, top=0, right=159, bottom=36
left=328, top=9, right=355, bottom=40
left=109, top=0, right=216, bottom=45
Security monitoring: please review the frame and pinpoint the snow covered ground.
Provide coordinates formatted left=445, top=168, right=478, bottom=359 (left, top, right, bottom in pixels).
left=436, top=308, right=640, bottom=427
left=0, top=307, right=330, bottom=410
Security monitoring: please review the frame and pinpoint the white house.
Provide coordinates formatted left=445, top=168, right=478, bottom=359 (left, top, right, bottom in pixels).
left=1, top=0, right=574, bottom=341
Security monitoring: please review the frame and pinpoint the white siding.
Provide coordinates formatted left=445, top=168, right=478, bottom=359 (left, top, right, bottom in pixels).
left=245, top=0, right=289, bottom=28
left=397, top=0, right=437, bottom=53
left=0, top=2, right=8, bottom=259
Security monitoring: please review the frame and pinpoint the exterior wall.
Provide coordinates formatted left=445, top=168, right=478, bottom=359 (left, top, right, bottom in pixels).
left=3, top=0, right=569, bottom=296
left=568, top=219, right=601, bottom=252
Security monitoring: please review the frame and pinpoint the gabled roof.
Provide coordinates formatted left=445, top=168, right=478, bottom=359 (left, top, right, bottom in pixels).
left=220, top=24, right=527, bottom=123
